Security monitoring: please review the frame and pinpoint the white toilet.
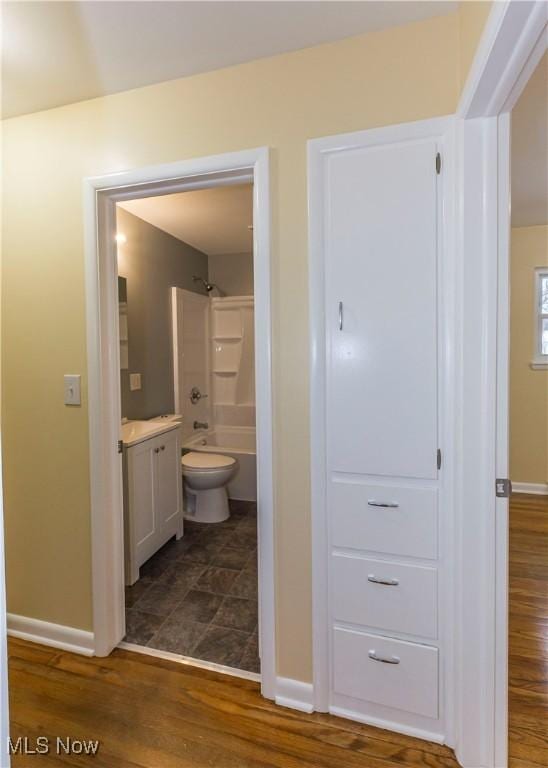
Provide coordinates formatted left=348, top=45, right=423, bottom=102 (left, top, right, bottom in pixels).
left=181, top=451, right=238, bottom=523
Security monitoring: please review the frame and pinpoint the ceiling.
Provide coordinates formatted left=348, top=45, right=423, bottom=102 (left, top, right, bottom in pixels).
left=511, top=52, right=548, bottom=227
left=2, top=1, right=457, bottom=119
left=118, top=184, right=253, bottom=256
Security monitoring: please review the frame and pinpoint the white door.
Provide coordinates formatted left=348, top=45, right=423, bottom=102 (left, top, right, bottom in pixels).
left=171, top=288, right=210, bottom=442
left=310, top=118, right=452, bottom=742
left=156, top=429, right=182, bottom=533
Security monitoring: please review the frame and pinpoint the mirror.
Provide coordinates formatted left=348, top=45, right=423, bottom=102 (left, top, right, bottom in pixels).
left=118, top=276, right=129, bottom=370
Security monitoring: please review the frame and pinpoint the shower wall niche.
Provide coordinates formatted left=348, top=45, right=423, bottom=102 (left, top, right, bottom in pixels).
left=210, top=296, right=255, bottom=427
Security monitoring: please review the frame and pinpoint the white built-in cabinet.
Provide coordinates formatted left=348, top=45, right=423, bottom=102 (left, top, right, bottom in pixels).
left=311, top=118, right=453, bottom=744
left=123, top=426, right=183, bottom=585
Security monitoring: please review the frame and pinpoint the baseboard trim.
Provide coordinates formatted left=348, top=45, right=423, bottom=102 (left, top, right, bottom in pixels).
left=329, top=705, right=445, bottom=744
left=275, top=676, right=314, bottom=713
left=7, top=614, right=94, bottom=656
left=512, top=482, right=548, bottom=496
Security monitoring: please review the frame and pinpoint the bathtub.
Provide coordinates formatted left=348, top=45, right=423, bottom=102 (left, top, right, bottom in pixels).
left=183, top=426, right=257, bottom=502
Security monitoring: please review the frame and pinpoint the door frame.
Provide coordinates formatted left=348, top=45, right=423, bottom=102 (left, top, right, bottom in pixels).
left=308, top=114, right=457, bottom=743
left=83, top=147, right=276, bottom=699
left=455, top=3, right=547, bottom=767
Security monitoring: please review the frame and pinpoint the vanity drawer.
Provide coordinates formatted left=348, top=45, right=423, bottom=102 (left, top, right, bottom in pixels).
left=333, top=627, right=439, bottom=719
left=330, top=481, right=437, bottom=559
left=332, top=554, right=437, bottom=639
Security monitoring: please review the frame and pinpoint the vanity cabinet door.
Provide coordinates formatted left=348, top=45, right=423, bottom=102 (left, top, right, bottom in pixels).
left=125, top=427, right=183, bottom=585
left=127, top=438, right=158, bottom=570
left=155, top=428, right=182, bottom=536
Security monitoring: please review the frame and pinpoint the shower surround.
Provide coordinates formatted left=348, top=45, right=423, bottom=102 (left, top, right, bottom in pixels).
left=172, top=291, right=257, bottom=502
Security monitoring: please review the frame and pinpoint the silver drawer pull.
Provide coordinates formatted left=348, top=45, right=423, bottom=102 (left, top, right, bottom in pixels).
left=338, top=301, right=343, bottom=331
left=367, top=575, right=399, bottom=586
left=368, top=650, right=400, bottom=665
left=367, top=500, right=399, bottom=508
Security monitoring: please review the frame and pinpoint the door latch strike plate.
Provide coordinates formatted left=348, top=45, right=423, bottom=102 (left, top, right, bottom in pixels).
left=496, top=478, right=512, bottom=498
left=117, top=440, right=123, bottom=455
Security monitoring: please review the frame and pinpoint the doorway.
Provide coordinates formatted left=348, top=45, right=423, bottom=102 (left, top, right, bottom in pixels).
left=115, top=185, right=259, bottom=675
left=83, top=149, right=275, bottom=698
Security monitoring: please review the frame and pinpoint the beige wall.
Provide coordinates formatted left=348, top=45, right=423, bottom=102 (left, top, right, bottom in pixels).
left=510, top=226, right=548, bottom=485
left=2, top=14, right=459, bottom=682
left=458, top=1, right=492, bottom=92
left=209, top=252, right=254, bottom=297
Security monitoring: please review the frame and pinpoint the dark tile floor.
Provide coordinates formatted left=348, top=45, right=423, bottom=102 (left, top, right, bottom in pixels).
left=124, top=499, right=260, bottom=674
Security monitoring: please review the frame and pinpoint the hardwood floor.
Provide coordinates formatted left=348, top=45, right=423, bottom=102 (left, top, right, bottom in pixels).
left=508, top=493, right=548, bottom=768
left=6, top=493, right=546, bottom=767
left=8, top=637, right=461, bottom=768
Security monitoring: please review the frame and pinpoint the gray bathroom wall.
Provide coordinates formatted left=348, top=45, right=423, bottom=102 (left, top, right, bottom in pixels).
left=208, top=252, right=254, bottom=296
left=117, top=206, right=209, bottom=419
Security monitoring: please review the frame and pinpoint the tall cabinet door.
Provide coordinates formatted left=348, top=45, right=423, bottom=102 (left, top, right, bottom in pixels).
left=326, top=139, right=439, bottom=480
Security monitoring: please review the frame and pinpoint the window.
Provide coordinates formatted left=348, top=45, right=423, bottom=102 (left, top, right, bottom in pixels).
left=532, top=268, right=548, bottom=369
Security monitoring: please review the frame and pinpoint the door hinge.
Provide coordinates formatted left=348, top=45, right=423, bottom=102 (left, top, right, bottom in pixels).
left=435, top=152, right=441, bottom=174
left=437, top=449, right=442, bottom=470
left=496, top=478, right=512, bottom=498
left=117, top=440, right=124, bottom=455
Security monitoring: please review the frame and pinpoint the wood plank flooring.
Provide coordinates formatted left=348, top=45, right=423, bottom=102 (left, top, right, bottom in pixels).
left=8, top=637, right=460, bottom=768
left=6, top=493, right=547, bottom=767
left=508, top=493, right=548, bottom=768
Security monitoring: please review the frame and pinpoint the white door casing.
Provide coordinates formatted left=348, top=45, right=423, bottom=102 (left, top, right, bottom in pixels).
left=84, top=148, right=276, bottom=699
left=455, top=3, right=547, bottom=766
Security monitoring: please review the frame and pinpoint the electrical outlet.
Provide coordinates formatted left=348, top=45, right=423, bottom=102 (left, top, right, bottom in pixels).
left=129, top=373, right=142, bottom=391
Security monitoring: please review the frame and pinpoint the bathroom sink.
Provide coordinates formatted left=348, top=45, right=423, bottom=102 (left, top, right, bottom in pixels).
left=121, top=420, right=179, bottom=447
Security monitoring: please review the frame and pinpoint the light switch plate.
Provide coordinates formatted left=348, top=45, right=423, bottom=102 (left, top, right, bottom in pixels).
left=129, top=373, right=142, bottom=391
left=64, top=375, right=81, bottom=406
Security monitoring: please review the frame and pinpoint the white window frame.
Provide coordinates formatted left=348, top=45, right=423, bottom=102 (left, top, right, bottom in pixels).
left=532, top=267, right=548, bottom=369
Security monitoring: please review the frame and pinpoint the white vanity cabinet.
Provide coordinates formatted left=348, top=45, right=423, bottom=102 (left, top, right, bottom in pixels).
left=123, top=425, right=183, bottom=585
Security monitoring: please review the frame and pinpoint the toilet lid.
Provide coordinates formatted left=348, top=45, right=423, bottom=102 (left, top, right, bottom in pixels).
left=181, top=451, right=236, bottom=471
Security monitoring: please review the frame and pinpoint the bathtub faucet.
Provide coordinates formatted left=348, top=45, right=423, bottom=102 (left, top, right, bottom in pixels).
left=193, top=421, right=209, bottom=430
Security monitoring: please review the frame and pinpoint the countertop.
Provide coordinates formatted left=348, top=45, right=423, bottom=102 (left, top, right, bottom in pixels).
left=121, top=420, right=180, bottom=448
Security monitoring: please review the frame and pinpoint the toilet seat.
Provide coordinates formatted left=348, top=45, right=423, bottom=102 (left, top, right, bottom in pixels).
left=181, top=451, right=236, bottom=472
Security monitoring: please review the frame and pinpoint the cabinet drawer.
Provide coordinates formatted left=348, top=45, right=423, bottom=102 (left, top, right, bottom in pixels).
left=330, top=480, right=437, bottom=559
left=333, top=627, right=439, bottom=719
left=332, top=554, right=437, bottom=639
